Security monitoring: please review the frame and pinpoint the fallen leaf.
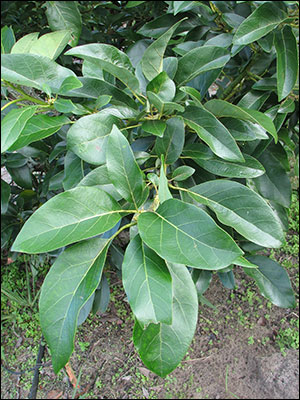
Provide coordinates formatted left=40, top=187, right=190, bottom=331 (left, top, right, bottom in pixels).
left=6, top=258, right=14, bottom=265
left=46, top=390, right=63, bottom=399
left=65, top=362, right=79, bottom=388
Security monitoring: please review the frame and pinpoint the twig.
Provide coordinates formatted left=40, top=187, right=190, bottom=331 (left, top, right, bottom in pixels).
left=28, top=336, right=45, bottom=399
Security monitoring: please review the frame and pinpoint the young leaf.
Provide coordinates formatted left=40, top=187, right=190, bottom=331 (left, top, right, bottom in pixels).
left=154, top=117, right=185, bottom=164
left=275, top=25, right=299, bottom=101
left=138, top=198, right=243, bottom=270
left=11, top=187, right=122, bottom=254
left=39, top=236, right=110, bottom=374
left=45, top=1, right=82, bottom=47
left=146, top=71, right=176, bottom=102
left=133, top=262, right=198, bottom=377
left=122, top=234, right=173, bottom=327
left=141, top=120, right=166, bottom=137
left=182, top=106, right=244, bottom=162
left=158, top=155, right=172, bottom=203
left=172, top=166, right=195, bottom=182
left=141, top=18, right=186, bottom=81
left=106, top=125, right=149, bottom=209
left=175, top=46, right=230, bottom=86
left=187, top=180, right=284, bottom=248
left=233, top=2, right=287, bottom=45
left=243, top=256, right=296, bottom=308
left=28, top=30, right=71, bottom=60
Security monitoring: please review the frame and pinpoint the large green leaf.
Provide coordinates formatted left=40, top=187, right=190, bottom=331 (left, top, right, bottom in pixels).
left=204, top=100, right=277, bottom=142
left=141, top=120, right=166, bottom=137
left=141, top=19, right=185, bottom=81
left=1, top=106, right=38, bottom=153
left=1, top=54, right=76, bottom=93
left=133, top=262, right=198, bottom=377
left=11, top=187, right=122, bottom=254
left=221, top=118, right=269, bottom=141
left=275, top=25, right=299, bottom=101
left=67, top=111, right=120, bottom=165
left=233, top=2, right=287, bottom=45
left=39, top=236, right=109, bottom=374
left=8, top=115, right=70, bottom=151
left=122, top=234, right=173, bottom=327
left=45, top=1, right=82, bottom=47
left=106, top=125, right=149, bottom=209
left=138, top=199, right=243, bottom=270
left=11, top=32, right=39, bottom=54
left=154, top=117, right=185, bottom=164
left=186, top=180, right=284, bottom=248
left=174, top=46, right=230, bottom=86
left=182, top=106, right=244, bottom=162
left=244, top=256, right=295, bottom=308
left=65, top=44, right=140, bottom=94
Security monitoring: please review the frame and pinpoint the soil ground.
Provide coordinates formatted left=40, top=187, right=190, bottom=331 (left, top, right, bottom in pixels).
left=1, top=193, right=299, bottom=400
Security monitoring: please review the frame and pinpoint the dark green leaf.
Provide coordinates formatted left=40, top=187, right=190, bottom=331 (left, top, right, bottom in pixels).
left=221, top=118, right=268, bottom=141
left=1, top=179, right=10, bottom=214
left=92, top=274, right=110, bottom=315
left=217, top=270, right=235, bottom=289
left=141, top=120, right=166, bottom=137
left=7, top=165, right=32, bottom=189
left=77, top=292, right=95, bottom=326
left=154, top=117, right=185, bottom=164
left=1, top=26, right=15, bottom=54
left=191, top=269, right=212, bottom=295
left=237, top=90, right=270, bottom=110
left=172, top=166, right=195, bottom=182
left=62, top=151, right=83, bottom=190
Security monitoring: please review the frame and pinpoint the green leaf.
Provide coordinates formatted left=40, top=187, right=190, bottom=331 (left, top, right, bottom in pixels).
left=237, top=90, right=270, bottom=110
left=154, top=117, right=185, bottom=164
left=163, top=57, right=178, bottom=79
left=221, top=118, right=268, bottom=141
left=65, top=44, right=140, bottom=94
left=133, top=262, right=198, bottom=377
left=275, top=25, right=299, bottom=101
left=172, top=1, right=197, bottom=15
left=11, top=32, right=39, bottom=54
left=1, top=106, right=38, bottom=153
left=123, top=234, right=173, bottom=327
left=138, top=199, right=243, bottom=270
left=191, top=269, right=212, bottom=295
left=204, top=100, right=277, bottom=142
left=125, top=1, right=146, bottom=7
left=146, top=71, right=176, bottom=102
left=1, top=26, right=15, bottom=54
left=233, top=2, right=287, bottom=45
left=141, top=120, right=166, bottom=137
left=57, top=76, right=83, bottom=95
left=243, top=256, right=295, bottom=308
left=179, top=86, right=203, bottom=105
left=218, top=270, right=235, bottom=289
left=158, top=155, right=172, bottom=203
left=45, top=1, right=82, bottom=47
left=11, top=187, right=122, bottom=254
left=24, top=30, right=71, bottom=60
left=39, top=236, right=109, bottom=374
left=106, top=125, right=149, bottom=209
left=141, top=18, right=186, bottom=81
left=8, top=115, right=70, bottom=152
left=1, top=54, right=76, bottom=93
left=187, top=180, right=284, bottom=248
left=174, top=46, right=230, bottom=86
left=92, top=274, right=110, bottom=315
left=6, top=165, right=32, bottom=189
left=147, top=92, right=184, bottom=114
left=67, top=112, right=120, bottom=165
left=182, top=106, right=244, bottom=162
left=1, top=179, right=10, bottom=214
left=233, top=256, right=259, bottom=269
left=62, top=151, right=83, bottom=190
left=172, top=166, right=195, bottom=182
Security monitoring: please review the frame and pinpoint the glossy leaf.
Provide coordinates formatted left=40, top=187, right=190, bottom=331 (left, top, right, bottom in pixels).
left=275, top=25, right=299, bottom=101
left=158, top=156, right=172, bottom=203
left=141, top=120, right=166, bottom=137
left=175, top=46, right=230, bottom=86
left=133, top=262, right=198, bottom=377
left=141, top=19, right=186, bottom=81
left=1, top=26, right=15, bottom=54
left=233, top=2, right=287, bottom=45
left=67, top=112, right=120, bottom=165
left=204, top=100, right=277, bottom=142
left=65, top=44, right=140, bottom=94
left=57, top=76, right=83, bottom=95
left=6, top=165, right=32, bottom=189
left=1, top=106, right=38, bottom=153
left=217, top=270, right=235, bottom=289
left=172, top=166, right=195, bottom=182
left=1, top=179, right=10, bottom=214
left=45, top=1, right=82, bottom=47
left=221, top=118, right=268, bottom=141
left=147, top=91, right=185, bottom=114
left=146, top=72, right=176, bottom=102
left=92, top=274, right=110, bottom=315
left=11, top=187, right=122, bottom=254
left=1, top=54, right=76, bottom=93
left=8, top=115, right=70, bottom=151
left=62, top=151, right=83, bottom=190
left=191, top=269, right=212, bottom=295
left=187, top=180, right=284, bottom=248
left=244, top=256, right=295, bottom=308
left=39, top=236, right=109, bottom=374
left=154, top=117, right=185, bottom=164
left=237, top=90, right=270, bottom=110
left=11, top=32, right=39, bottom=54
left=123, top=234, right=173, bottom=327
left=106, top=125, right=149, bottom=208
left=138, top=198, right=243, bottom=270
left=182, top=106, right=244, bottom=162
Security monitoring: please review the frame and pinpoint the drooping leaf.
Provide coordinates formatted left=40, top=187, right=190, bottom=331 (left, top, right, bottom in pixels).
left=233, top=2, right=287, bottom=45
left=187, top=180, right=284, bottom=248
left=133, top=262, right=198, bottom=377
left=244, top=255, right=295, bottom=308
left=106, top=125, right=149, bottom=208
left=175, top=46, right=230, bottom=86
left=217, top=270, right=235, bottom=289
left=1, top=106, right=38, bottom=153
left=138, top=198, right=243, bottom=270
left=123, top=234, right=173, bottom=327
left=39, top=236, right=110, bottom=374
left=67, top=112, right=120, bottom=165
left=92, top=274, right=110, bottom=315
left=45, top=1, right=82, bottom=47
left=1, top=179, right=10, bottom=214
left=62, top=151, right=83, bottom=190
left=1, top=54, right=76, bottom=93
left=154, top=117, right=185, bottom=164
left=191, top=269, right=212, bottom=295
left=182, top=106, right=244, bottom=162
left=11, top=187, right=122, bottom=254
left=275, top=25, right=299, bottom=101
left=141, top=18, right=186, bottom=81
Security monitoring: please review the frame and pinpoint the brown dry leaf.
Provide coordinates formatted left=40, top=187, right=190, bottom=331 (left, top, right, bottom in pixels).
left=6, top=258, right=14, bottom=265
left=65, top=362, right=79, bottom=388
left=46, top=389, right=63, bottom=399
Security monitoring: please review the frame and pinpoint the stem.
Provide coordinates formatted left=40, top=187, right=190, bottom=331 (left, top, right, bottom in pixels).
left=3, top=81, right=48, bottom=105
left=121, top=123, right=142, bottom=131
left=109, top=221, right=137, bottom=243
left=1, top=98, right=27, bottom=111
